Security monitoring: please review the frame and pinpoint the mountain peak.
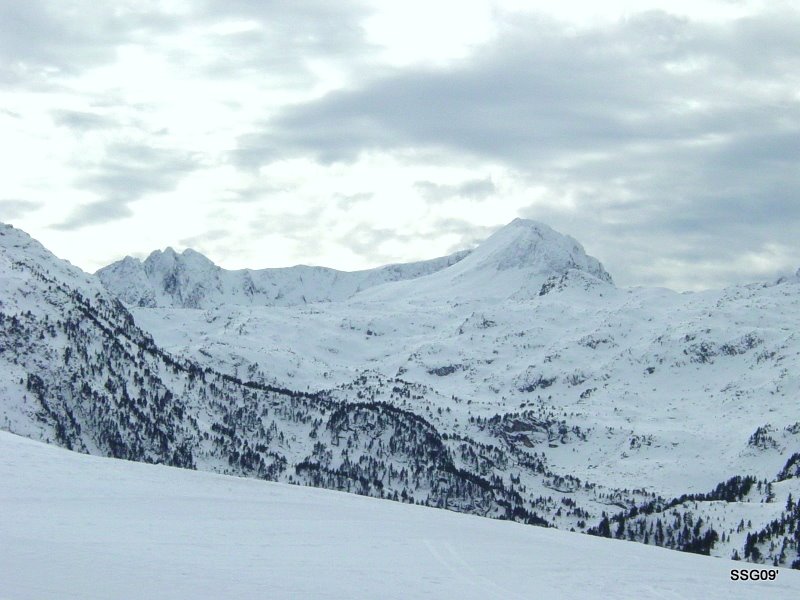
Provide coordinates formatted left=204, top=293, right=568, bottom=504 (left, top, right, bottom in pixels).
left=460, top=218, right=613, bottom=283
left=95, top=219, right=612, bottom=307
left=142, top=247, right=218, bottom=270
left=97, top=241, right=471, bottom=309
left=350, top=219, right=614, bottom=303
left=508, top=217, right=548, bottom=228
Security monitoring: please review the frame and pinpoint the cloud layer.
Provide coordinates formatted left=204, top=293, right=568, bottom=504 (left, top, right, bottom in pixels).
left=1, top=2, right=798, bottom=289
left=244, top=10, right=800, bottom=287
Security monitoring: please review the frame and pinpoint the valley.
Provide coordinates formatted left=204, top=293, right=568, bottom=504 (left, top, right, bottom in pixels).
left=2, top=219, right=800, bottom=569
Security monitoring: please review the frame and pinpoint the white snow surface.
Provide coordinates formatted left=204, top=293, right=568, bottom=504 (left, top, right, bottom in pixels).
left=97, top=243, right=472, bottom=309
left=2, top=430, right=796, bottom=600
left=97, top=219, right=613, bottom=308
left=4, top=218, right=800, bottom=571
left=121, top=220, right=800, bottom=499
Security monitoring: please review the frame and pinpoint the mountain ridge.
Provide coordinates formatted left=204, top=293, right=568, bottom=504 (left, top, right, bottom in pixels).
left=3, top=219, right=800, bottom=570
left=96, top=219, right=612, bottom=308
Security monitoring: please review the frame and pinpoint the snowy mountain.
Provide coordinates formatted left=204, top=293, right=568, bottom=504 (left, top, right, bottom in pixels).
left=97, top=218, right=612, bottom=308
left=353, top=218, right=612, bottom=303
left=0, top=221, right=556, bottom=521
left=3, top=219, right=800, bottom=570
left=97, top=243, right=471, bottom=309
left=3, top=430, right=797, bottom=600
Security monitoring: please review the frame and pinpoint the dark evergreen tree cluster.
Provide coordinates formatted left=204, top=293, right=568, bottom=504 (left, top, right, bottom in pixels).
left=587, top=475, right=761, bottom=557
left=743, top=494, right=800, bottom=568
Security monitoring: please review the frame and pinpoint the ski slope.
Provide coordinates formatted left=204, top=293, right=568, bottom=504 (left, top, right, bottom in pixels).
left=1, top=432, right=797, bottom=600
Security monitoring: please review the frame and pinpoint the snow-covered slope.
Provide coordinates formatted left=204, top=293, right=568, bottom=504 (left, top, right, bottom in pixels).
left=102, top=219, right=800, bottom=566
left=0, top=220, right=569, bottom=528
left=97, top=244, right=471, bottom=309
left=354, top=218, right=612, bottom=303
left=96, top=219, right=613, bottom=308
left=4, top=219, right=800, bottom=570
left=124, top=222, right=800, bottom=495
left=2, top=430, right=797, bottom=600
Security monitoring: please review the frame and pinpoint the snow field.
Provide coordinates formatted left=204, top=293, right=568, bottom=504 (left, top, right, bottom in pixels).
left=2, top=431, right=799, bottom=600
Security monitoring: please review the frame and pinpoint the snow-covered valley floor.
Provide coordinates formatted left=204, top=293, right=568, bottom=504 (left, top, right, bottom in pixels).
left=1, top=431, right=797, bottom=600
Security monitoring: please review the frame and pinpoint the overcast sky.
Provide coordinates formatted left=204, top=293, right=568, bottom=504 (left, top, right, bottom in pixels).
left=1, top=0, right=798, bottom=290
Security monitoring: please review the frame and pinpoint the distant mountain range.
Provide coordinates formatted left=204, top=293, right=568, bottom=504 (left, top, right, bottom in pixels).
left=97, top=243, right=471, bottom=309
left=96, top=219, right=612, bottom=308
left=2, top=218, right=799, bottom=569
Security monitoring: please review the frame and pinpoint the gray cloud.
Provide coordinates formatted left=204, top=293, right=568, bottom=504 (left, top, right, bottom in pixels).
left=243, top=206, right=332, bottom=264
left=1, top=1, right=369, bottom=94
left=0, top=1, right=179, bottom=88
left=255, top=11, right=800, bottom=164
left=178, top=229, right=230, bottom=254
left=337, top=219, right=499, bottom=267
left=5, top=2, right=799, bottom=289
left=335, top=192, right=373, bottom=210
left=52, top=110, right=113, bottom=131
left=53, top=199, right=134, bottom=231
left=432, top=218, right=499, bottom=253
left=224, top=183, right=289, bottom=204
left=81, top=143, right=199, bottom=201
left=415, top=177, right=496, bottom=202
left=190, top=2, right=372, bottom=96
left=237, top=9, right=800, bottom=289
left=338, top=223, right=415, bottom=264
left=199, top=0, right=368, bottom=57
left=53, top=143, right=199, bottom=230
left=0, top=199, right=42, bottom=220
